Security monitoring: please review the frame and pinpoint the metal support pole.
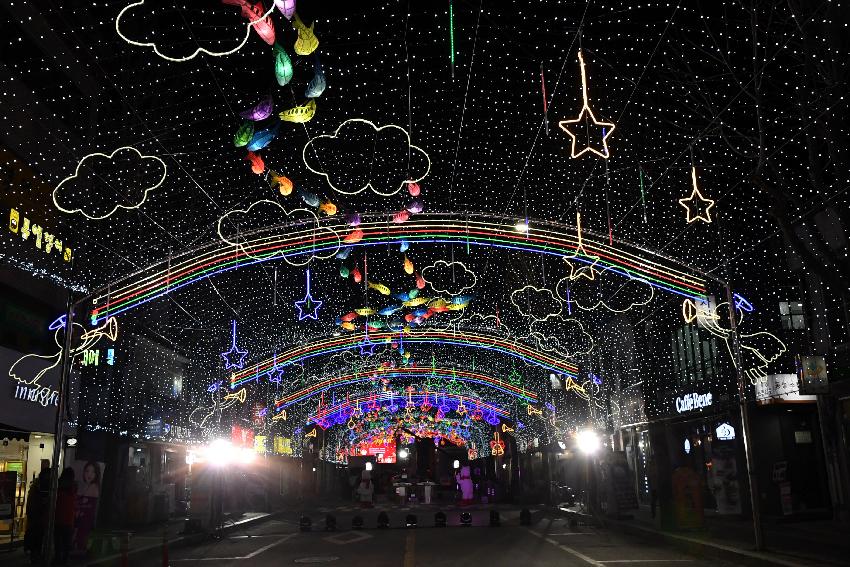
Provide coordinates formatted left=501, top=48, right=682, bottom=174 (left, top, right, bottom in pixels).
left=41, top=293, right=75, bottom=566
left=724, top=284, right=763, bottom=551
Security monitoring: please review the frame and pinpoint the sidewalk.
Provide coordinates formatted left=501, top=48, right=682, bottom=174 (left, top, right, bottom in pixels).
left=1, top=511, right=273, bottom=567
left=603, top=505, right=850, bottom=566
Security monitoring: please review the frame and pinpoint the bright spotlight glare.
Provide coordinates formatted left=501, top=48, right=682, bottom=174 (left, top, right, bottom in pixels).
left=205, top=439, right=235, bottom=465
left=576, top=430, right=601, bottom=455
left=365, top=462, right=373, bottom=471
left=557, top=441, right=566, bottom=450
left=514, top=220, right=529, bottom=233
left=239, top=447, right=255, bottom=464
left=398, top=448, right=409, bottom=460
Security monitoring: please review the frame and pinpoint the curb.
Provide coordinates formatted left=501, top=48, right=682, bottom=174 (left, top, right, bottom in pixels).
left=601, top=517, right=812, bottom=567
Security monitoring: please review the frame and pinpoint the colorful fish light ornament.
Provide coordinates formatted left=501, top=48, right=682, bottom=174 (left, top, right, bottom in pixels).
left=403, top=255, right=414, bottom=275
left=297, top=187, right=320, bottom=208
left=414, top=272, right=426, bottom=290
left=292, top=13, right=319, bottom=55
left=368, top=281, right=391, bottom=296
left=344, top=228, right=364, bottom=244
left=245, top=151, right=265, bottom=175
left=269, top=170, right=293, bottom=196
left=246, top=122, right=280, bottom=151
left=351, top=266, right=362, bottom=283
left=319, top=200, right=337, bottom=216
left=339, top=265, right=350, bottom=278
left=336, top=246, right=352, bottom=260
left=222, top=0, right=275, bottom=45
left=279, top=99, right=316, bottom=123
left=406, top=200, right=424, bottom=214
left=274, top=43, right=293, bottom=86
left=305, top=55, right=326, bottom=98
left=234, top=122, right=254, bottom=147
left=345, top=212, right=361, bottom=226
left=393, top=210, right=410, bottom=224
left=274, top=0, right=295, bottom=19
left=239, top=94, right=274, bottom=121
left=399, top=240, right=410, bottom=253
left=407, top=181, right=421, bottom=197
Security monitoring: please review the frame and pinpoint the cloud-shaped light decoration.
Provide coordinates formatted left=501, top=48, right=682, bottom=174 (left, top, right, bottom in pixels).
left=302, top=118, right=430, bottom=196
left=53, top=146, right=166, bottom=220
left=217, top=200, right=341, bottom=266
left=555, top=266, right=654, bottom=313
left=421, top=260, right=477, bottom=296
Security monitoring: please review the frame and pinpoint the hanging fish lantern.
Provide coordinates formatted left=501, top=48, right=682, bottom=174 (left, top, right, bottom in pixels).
left=234, top=122, right=254, bottom=147
left=297, top=187, right=320, bottom=208
left=345, top=212, right=361, bottom=226
left=406, top=200, right=424, bottom=214
left=344, top=228, right=364, bottom=244
left=413, top=308, right=428, bottom=317
left=447, top=302, right=469, bottom=311
left=403, top=255, right=414, bottom=275
left=274, top=0, right=295, bottom=19
left=404, top=313, right=415, bottom=323
left=305, top=54, right=326, bottom=98
left=354, top=307, right=375, bottom=316
left=403, top=297, right=428, bottom=307
left=408, top=289, right=420, bottom=299
left=394, top=291, right=410, bottom=302
left=351, top=266, right=362, bottom=283
left=393, top=210, right=410, bottom=224
left=292, top=13, right=319, bottom=55
left=222, top=0, right=275, bottom=45
left=245, top=151, right=265, bottom=175
left=279, top=99, right=316, bottom=123
left=368, top=281, right=391, bottom=295
left=319, top=200, right=337, bottom=216
left=388, top=320, right=404, bottom=331
left=452, top=294, right=474, bottom=304
left=340, top=312, right=358, bottom=322
left=367, top=320, right=385, bottom=329
left=246, top=122, right=280, bottom=152
left=239, top=94, right=274, bottom=121
left=340, top=321, right=356, bottom=331
left=407, top=181, right=421, bottom=196
left=379, top=305, right=403, bottom=316
left=415, top=272, right=426, bottom=290
left=399, top=240, right=410, bottom=253
left=336, top=246, right=353, bottom=260
left=339, top=265, right=350, bottom=278
left=274, top=43, right=293, bottom=86
left=269, top=170, right=293, bottom=196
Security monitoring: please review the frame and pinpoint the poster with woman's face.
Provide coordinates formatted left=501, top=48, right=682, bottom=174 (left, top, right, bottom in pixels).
left=72, top=460, right=104, bottom=554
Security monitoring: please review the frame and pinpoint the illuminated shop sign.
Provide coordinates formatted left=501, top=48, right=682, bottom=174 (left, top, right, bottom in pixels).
left=674, top=392, right=713, bottom=414
left=715, top=423, right=735, bottom=441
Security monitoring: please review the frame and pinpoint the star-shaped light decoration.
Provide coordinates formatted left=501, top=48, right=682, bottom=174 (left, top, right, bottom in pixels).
left=221, top=319, right=248, bottom=370
left=558, top=50, right=616, bottom=159
left=265, top=353, right=285, bottom=384
left=678, top=166, right=715, bottom=223
left=562, top=212, right=600, bottom=281
left=295, top=268, right=323, bottom=320
left=358, top=325, right=378, bottom=356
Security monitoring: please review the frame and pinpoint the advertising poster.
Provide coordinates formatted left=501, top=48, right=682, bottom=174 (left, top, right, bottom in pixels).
left=71, top=460, right=104, bottom=554
left=710, top=445, right=741, bottom=515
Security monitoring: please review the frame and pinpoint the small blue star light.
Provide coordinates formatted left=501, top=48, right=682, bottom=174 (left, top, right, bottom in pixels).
left=221, top=319, right=248, bottom=370
left=295, top=268, right=323, bottom=320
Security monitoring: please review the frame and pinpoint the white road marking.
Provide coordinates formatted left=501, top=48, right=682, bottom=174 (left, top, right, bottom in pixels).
left=599, top=561, right=693, bottom=563
left=170, top=533, right=296, bottom=561
left=525, top=528, right=606, bottom=566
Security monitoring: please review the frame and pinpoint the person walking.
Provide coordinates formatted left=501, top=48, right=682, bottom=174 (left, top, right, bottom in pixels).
left=24, top=469, right=51, bottom=564
left=53, top=468, right=77, bottom=565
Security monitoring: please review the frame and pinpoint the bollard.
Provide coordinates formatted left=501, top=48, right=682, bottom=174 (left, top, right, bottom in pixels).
left=162, top=524, right=169, bottom=567
left=120, top=532, right=130, bottom=567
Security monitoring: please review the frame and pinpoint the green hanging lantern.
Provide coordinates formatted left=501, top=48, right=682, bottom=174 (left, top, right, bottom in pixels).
left=274, top=43, right=293, bottom=86
left=234, top=122, right=254, bottom=147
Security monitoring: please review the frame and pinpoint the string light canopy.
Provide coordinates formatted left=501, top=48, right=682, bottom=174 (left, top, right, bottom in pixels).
left=0, top=1, right=846, bottom=455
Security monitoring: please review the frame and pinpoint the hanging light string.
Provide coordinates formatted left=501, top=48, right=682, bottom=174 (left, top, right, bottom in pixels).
left=449, top=0, right=455, bottom=78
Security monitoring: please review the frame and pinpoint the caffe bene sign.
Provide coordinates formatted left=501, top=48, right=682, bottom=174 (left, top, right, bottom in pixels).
left=674, top=392, right=713, bottom=414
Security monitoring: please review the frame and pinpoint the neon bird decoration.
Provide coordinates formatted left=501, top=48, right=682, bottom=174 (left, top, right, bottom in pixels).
left=221, top=320, right=249, bottom=370
left=295, top=268, right=323, bottom=320
left=274, top=43, right=293, bottom=86
left=558, top=50, right=616, bottom=159
left=239, top=94, right=274, bottom=121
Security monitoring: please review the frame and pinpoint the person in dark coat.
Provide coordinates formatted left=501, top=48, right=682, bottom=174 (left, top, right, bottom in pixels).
left=53, top=468, right=77, bottom=565
left=24, top=469, right=51, bottom=564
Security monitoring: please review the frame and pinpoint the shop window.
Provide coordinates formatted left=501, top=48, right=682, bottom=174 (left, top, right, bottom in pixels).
left=671, top=325, right=718, bottom=387
left=779, top=301, right=806, bottom=330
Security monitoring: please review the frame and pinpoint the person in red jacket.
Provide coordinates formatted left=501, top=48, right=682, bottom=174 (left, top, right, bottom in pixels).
left=53, top=468, right=76, bottom=565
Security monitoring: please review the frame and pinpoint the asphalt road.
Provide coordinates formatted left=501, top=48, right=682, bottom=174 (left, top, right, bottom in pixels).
left=127, top=512, right=748, bottom=567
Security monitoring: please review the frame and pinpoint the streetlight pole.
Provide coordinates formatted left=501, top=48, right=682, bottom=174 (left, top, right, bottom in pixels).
left=725, top=284, right=763, bottom=551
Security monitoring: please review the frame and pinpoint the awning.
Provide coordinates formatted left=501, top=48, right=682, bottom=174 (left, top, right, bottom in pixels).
left=0, top=423, right=30, bottom=442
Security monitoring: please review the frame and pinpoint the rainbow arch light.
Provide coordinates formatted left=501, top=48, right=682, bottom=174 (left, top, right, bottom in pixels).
left=89, top=213, right=708, bottom=324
